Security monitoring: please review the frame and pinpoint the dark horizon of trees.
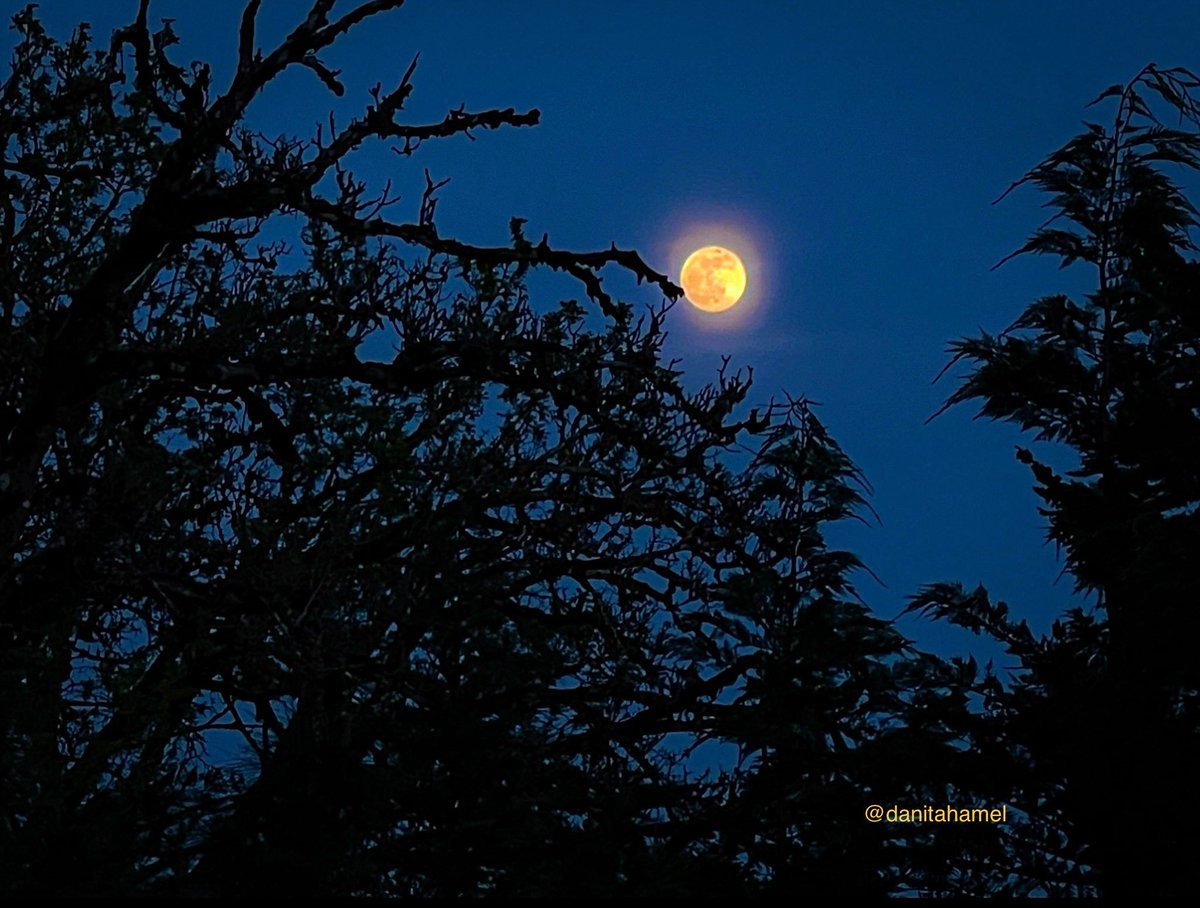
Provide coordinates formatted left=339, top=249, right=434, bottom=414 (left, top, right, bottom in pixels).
left=1, top=1, right=1196, bottom=897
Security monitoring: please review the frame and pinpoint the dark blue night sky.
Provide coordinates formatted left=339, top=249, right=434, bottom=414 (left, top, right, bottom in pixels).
left=17, top=0, right=1200, bottom=658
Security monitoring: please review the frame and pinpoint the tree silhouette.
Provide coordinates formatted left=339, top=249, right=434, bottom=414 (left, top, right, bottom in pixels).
left=0, top=2, right=975, bottom=896
left=913, top=64, right=1200, bottom=897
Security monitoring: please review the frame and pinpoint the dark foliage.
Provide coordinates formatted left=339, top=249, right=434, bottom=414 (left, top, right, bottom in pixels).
left=913, top=64, right=1200, bottom=897
left=0, top=2, right=975, bottom=896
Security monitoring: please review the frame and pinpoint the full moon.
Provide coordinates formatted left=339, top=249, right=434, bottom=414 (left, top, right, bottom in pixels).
left=679, top=245, right=747, bottom=313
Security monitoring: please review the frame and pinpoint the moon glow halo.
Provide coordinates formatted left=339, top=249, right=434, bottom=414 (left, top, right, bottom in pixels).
left=679, top=245, right=747, bottom=313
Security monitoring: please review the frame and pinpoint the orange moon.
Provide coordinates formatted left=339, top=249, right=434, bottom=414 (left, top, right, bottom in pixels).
left=679, top=245, right=747, bottom=313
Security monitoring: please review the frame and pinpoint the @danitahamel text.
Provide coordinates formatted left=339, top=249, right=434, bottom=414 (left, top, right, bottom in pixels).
left=864, top=804, right=1009, bottom=824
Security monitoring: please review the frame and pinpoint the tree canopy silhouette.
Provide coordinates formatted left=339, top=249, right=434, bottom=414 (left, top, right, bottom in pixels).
left=0, top=1, right=975, bottom=897
left=913, top=64, right=1200, bottom=898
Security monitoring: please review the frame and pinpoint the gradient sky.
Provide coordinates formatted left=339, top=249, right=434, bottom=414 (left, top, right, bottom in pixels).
left=16, top=0, right=1200, bottom=660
